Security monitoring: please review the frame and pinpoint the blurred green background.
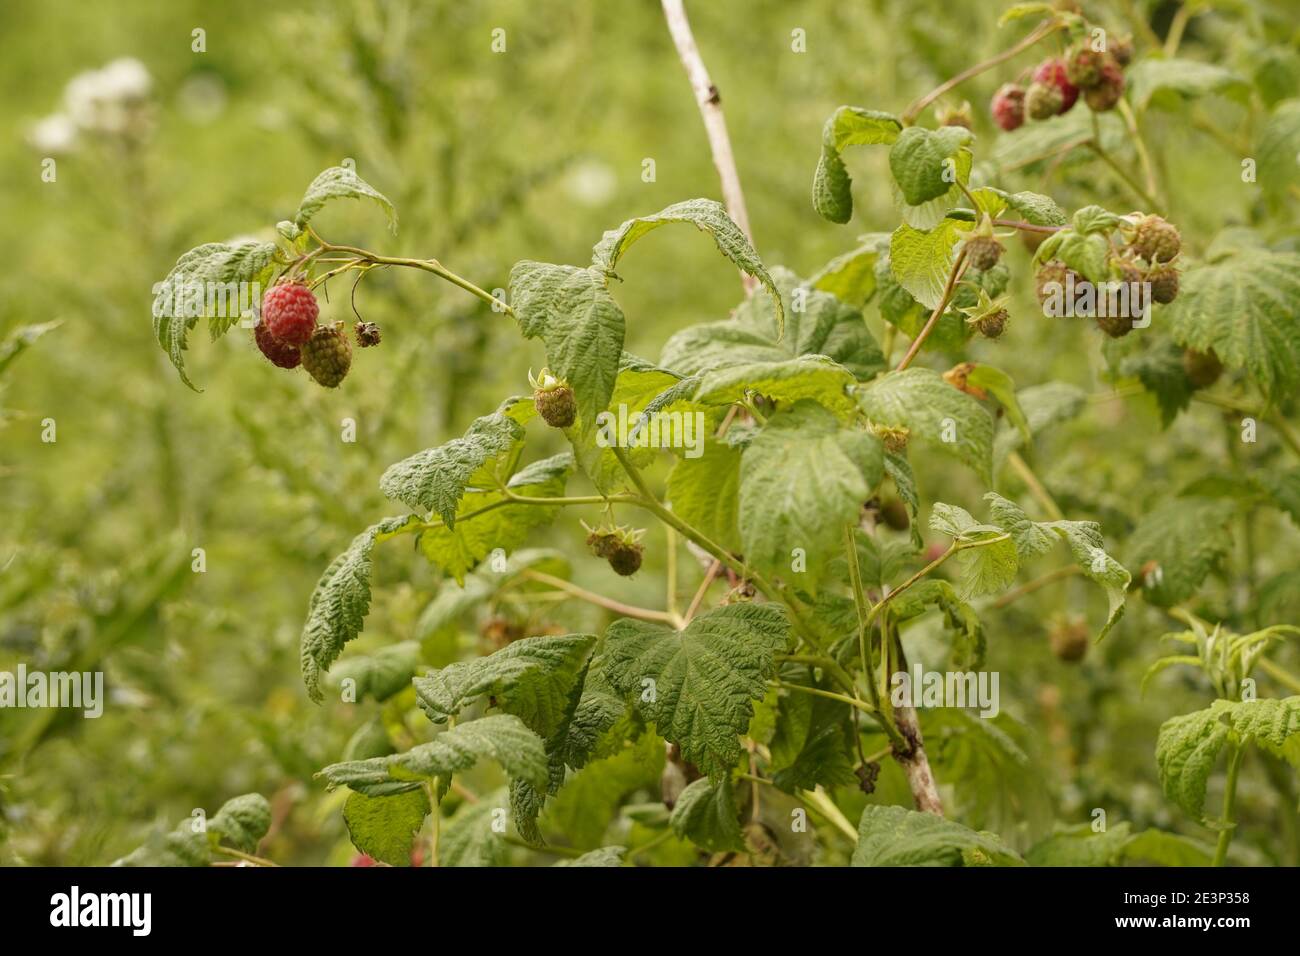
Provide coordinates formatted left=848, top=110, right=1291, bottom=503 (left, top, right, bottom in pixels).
left=1, top=0, right=1297, bottom=865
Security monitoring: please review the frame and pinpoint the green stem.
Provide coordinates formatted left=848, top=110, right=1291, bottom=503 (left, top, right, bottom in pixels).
left=212, top=846, right=279, bottom=867
left=1006, top=451, right=1065, bottom=521
left=426, top=779, right=441, bottom=867
left=896, top=249, right=968, bottom=371
left=776, top=653, right=859, bottom=696
left=844, top=525, right=905, bottom=749
left=1212, top=745, right=1245, bottom=867
left=775, top=681, right=877, bottom=716
left=521, top=569, right=682, bottom=626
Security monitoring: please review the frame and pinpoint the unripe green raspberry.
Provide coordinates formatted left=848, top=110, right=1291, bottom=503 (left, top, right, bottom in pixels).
left=1025, top=81, right=1064, bottom=121
left=1183, top=349, right=1223, bottom=389
left=964, top=235, right=1003, bottom=272
left=1148, top=264, right=1180, bottom=304
left=529, top=368, right=577, bottom=428
left=1083, top=60, right=1125, bottom=112
left=300, top=321, right=352, bottom=388
left=1129, top=215, right=1181, bottom=263
left=1065, top=44, right=1106, bottom=88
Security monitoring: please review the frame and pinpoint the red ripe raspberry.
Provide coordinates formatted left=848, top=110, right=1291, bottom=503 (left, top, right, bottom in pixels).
left=991, top=84, right=1026, bottom=131
left=254, top=320, right=302, bottom=369
left=1032, top=58, right=1079, bottom=113
left=261, top=281, right=319, bottom=346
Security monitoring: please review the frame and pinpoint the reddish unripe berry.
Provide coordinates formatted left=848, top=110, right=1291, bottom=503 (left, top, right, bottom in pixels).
left=1032, top=58, right=1079, bottom=112
left=254, top=320, right=302, bottom=369
left=261, top=281, right=319, bottom=346
left=1083, top=60, right=1125, bottom=112
left=991, top=84, right=1026, bottom=131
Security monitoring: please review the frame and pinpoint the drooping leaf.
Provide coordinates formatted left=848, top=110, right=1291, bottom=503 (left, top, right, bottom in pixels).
left=812, top=107, right=902, bottom=223
left=332, top=641, right=422, bottom=703
left=209, top=793, right=272, bottom=854
left=738, top=400, right=883, bottom=587
left=856, top=368, right=995, bottom=484
left=591, top=198, right=783, bottom=331
left=414, top=634, right=597, bottom=738
left=669, top=778, right=744, bottom=852
left=294, top=165, right=397, bottom=231
left=152, top=239, right=279, bottom=390
left=508, top=261, right=626, bottom=428
left=601, top=604, right=790, bottom=777
left=301, top=515, right=420, bottom=703
left=852, top=805, right=1024, bottom=866
left=343, top=789, right=430, bottom=866
left=318, top=714, right=549, bottom=796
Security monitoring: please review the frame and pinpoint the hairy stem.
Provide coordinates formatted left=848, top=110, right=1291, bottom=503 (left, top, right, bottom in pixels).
left=660, top=0, right=758, bottom=294
left=1212, top=744, right=1245, bottom=867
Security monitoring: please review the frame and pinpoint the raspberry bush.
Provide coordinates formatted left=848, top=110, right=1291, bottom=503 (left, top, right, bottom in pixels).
left=126, top=1, right=1300, bottom=869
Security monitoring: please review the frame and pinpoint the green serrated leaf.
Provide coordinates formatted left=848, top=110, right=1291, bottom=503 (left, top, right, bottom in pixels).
left=332, top=641, right=421, bottom=703
left=152, top=239, right=279, bottom=390
left=601, top=604, right=789, bottom=777
left=812, top=107, right=903, bottom=223
left=889, top=126, right=974, bottom=206
left=380, top=400, right=528, bottom=525
left=343, top=789, right=430, bottom=866
left=318, top=714, right=549, bottom=795
left=660, top=266, right=885, bottom=381
left=441, top=789, right=508, bottom=866
left=301, top=515, right=420, bottom=703
left=889, top=219, right=965, bottom=310
left=852, top=805, right=1024, bottom=866
left=414, top=634, right=596, bottom=738
left=856, top=368, right=994, bottom=484
left=669, top=778, right=744, bottom=852
left=808, top=234, right=891, bottom=306
left=667, top=440, right=742, bottom=553
left=417, top=452, right=572, bottom=584
left=1163, top=250, right=1300, bottom=402
left=509, top=261, right=626, bottom=428
left=1126, top=497, right=1235, bottom=606
left=294, top=165, right=397, bottom=231
left=739, top=400, right=883, bottom=588
left=591, top=198, right=783, bottom=332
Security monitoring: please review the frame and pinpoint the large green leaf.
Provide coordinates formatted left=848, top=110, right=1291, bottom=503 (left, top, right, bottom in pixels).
left=417, top=452, right=573, bottom=584
left=301, top=515, right=420, bottom=702
left=379, top=398, right=530, bottom=526
left=342, top=789, right=430, bottom=866
left=318, top=714, right=549, bottom=795
left=659, top=266, right=885, bottom=380
left=1156, top=697, right=1300, bottom=820
left=667, top=440, right=742, bottom=552
left=812, top=107, right=902, bottom=223
left=508, top=261, right=626, bottom=428
left=1258, top=100, right=1300, bottom=198
left=768, top=678, right=856, bottom=793
left=888, top=220, right=964, bottom=310
left=889, top=126, right=974, bottom=206
left=591, top=198, right=782, bottom=330
left=414, top=634, right=597, bottom=738
left=1163, top=249, right=1300, bottom=402
left=739, top=400, right=883, bottom=587
left=855, top=368, right=994, bottom=483
left=852, top=805, right=1024, bottom=866
left=1126, top=497, right=1235, bottom=606
left=601, top=604, right=790, bottom=777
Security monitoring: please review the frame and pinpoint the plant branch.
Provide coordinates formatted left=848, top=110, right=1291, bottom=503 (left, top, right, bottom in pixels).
left=521, top=569, right=683, bottom=626
left=896, top=248, right=969, bottom=371
left=799, top=786, right=859, bottom=842
left=990, top=564, right=1080, bottom=608
left=212, top=845, right=279, bottom=867
left=661, top=0, right=758, bottom=294
left=991, top=218, right=1067, bottom=234
left=1212, top=744, right=1245, bottom=867
left=1006, top=451, right=1065, bottom=521
left=901, top=19, right=1062, bottom=124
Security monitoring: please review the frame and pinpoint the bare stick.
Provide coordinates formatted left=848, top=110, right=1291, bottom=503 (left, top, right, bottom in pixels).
left=661, top=0, right=758, bottom=295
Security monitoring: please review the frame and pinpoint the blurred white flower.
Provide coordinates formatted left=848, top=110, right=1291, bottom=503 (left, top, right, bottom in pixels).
left=100, top=57, right=152, bottom=101
left=28, top=113, right=78, bottom=154
left=565, top=159, right=617, bottom=207
left=61, top=58, right=153, bottom=135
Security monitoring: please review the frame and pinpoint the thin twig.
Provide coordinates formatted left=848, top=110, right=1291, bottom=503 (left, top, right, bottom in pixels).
left=521, top=569, right=683, bottom=626
left=661, top=0, right=757, bottom=294
left=896, top=249, right=969, bottom=370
